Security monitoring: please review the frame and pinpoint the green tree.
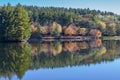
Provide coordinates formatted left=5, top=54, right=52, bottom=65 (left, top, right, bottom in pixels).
left=106, top=23, right=116, bottom=36
left=13, top=4, right=31, bottom=41
left=53, top=24, right=61, bottom=37
left=0, top=3, right=14, bottom=41
left=0, top=4, right=31, bottom=41
left=37, top=24, right=42, bottom=38
left=54, top=26, right=60, bottom=36
left=68, top=14, right=73, bottom=23
left=118, top=16, right=120, bottom=21
left=0, top=43, right=31, bottom=79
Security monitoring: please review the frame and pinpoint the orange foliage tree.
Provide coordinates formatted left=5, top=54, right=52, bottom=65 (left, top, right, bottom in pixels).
left=77, top=27, right=87, bottom=35
left=64, top=24, right=78, bottom=35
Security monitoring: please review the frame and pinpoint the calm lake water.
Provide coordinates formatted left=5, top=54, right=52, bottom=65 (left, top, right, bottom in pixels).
left=0, top=40, right=120, bottom=80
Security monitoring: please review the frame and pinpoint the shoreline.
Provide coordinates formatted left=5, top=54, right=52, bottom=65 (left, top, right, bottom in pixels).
left=1, top=36, right=120, bottom=43
left=102, top=36, right=120, bottom=40
left=28, top=36, right=98, bottom=42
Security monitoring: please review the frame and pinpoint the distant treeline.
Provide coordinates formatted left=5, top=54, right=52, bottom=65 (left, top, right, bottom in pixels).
left=0, top=3, right=120, bottom=41
left=23, top=5, right=115, bottom=25
left=23, top=5, right=120, bottom=36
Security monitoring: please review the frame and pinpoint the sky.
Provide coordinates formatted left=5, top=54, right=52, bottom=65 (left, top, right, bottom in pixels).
left=0, top=0, right=120, bottom=14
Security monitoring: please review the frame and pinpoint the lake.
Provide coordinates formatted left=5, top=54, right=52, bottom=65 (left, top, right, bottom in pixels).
left=0, top=40, right=120, bottom=80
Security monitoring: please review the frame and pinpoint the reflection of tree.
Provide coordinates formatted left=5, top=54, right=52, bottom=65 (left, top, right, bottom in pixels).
left=102, top=41, right=120, bottom=61
left=30, top=41, right=120, bottom=69
left=32, top=42, right=62, bottom=55
left=90, top=39, right=102, bottom=48
left=30, top=44, right=106, bottom=69
left=31, top=41, right=102, bottom=56
left=0, top=43, right=31, bottom=79
left=2, top=40, right=120, bottom=79
left=103, top=41, right=116, bottom=54
left=54, top=42, right=62, bottom=56
left=64, top=42, right=79, bottom=52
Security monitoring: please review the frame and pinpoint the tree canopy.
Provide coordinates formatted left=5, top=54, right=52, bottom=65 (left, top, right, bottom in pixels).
left=0, top=3, right=31, bottom=41
left=0, top=4, right=120, bottom=39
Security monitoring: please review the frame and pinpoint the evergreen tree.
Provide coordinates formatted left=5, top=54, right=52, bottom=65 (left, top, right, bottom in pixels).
left=0, top=3, right=14, bottom=41
left=13, top=4, right=31, bottom=41
left=0, top=4, right=31, bottom=41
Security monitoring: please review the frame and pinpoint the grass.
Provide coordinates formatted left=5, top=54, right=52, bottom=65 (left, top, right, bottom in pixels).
left=102, top=36, right=120, bottom=40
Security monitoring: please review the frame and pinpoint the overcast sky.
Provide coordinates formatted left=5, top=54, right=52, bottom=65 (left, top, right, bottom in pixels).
left=0, top=0, right=120, bottom=14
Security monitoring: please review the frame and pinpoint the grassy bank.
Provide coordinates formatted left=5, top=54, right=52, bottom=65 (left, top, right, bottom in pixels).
left=103, top=36, right=120, bottom=40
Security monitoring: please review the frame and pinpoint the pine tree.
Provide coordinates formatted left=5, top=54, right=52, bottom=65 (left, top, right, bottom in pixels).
left=0, top=3, right=14, bottom=41
left=13, top=4, right=31, bottom=41
left=0, top=3, right=31, bottom=41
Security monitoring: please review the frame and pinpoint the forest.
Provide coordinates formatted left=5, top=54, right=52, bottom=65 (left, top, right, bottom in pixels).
left=0, top=3, right=120, bottom=41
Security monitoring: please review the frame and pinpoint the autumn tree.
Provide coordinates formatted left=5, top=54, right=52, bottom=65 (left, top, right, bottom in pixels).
left=106, top=23, right=116, bottom=36
left=77, top=27, right=87, bottom=35
left=52, top=22, right=62, bottom=37
left=97, top=20, right=106, bottom=29
left=64, top=24, right=78, bottom=35
left=41, top=26, right=48, bottom=35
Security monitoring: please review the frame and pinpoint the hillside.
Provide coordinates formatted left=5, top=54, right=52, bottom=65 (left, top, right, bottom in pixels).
left=23, top=6, right=120, bottom=36
left=0, top=4, right=120, bottom=41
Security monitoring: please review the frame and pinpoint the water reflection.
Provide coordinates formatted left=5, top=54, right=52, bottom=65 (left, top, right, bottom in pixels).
left=32, top=39, right=102, bottom=56
left=0, top=43, right=31, bottom=79
left=0, top=40, right=120, bottom=79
